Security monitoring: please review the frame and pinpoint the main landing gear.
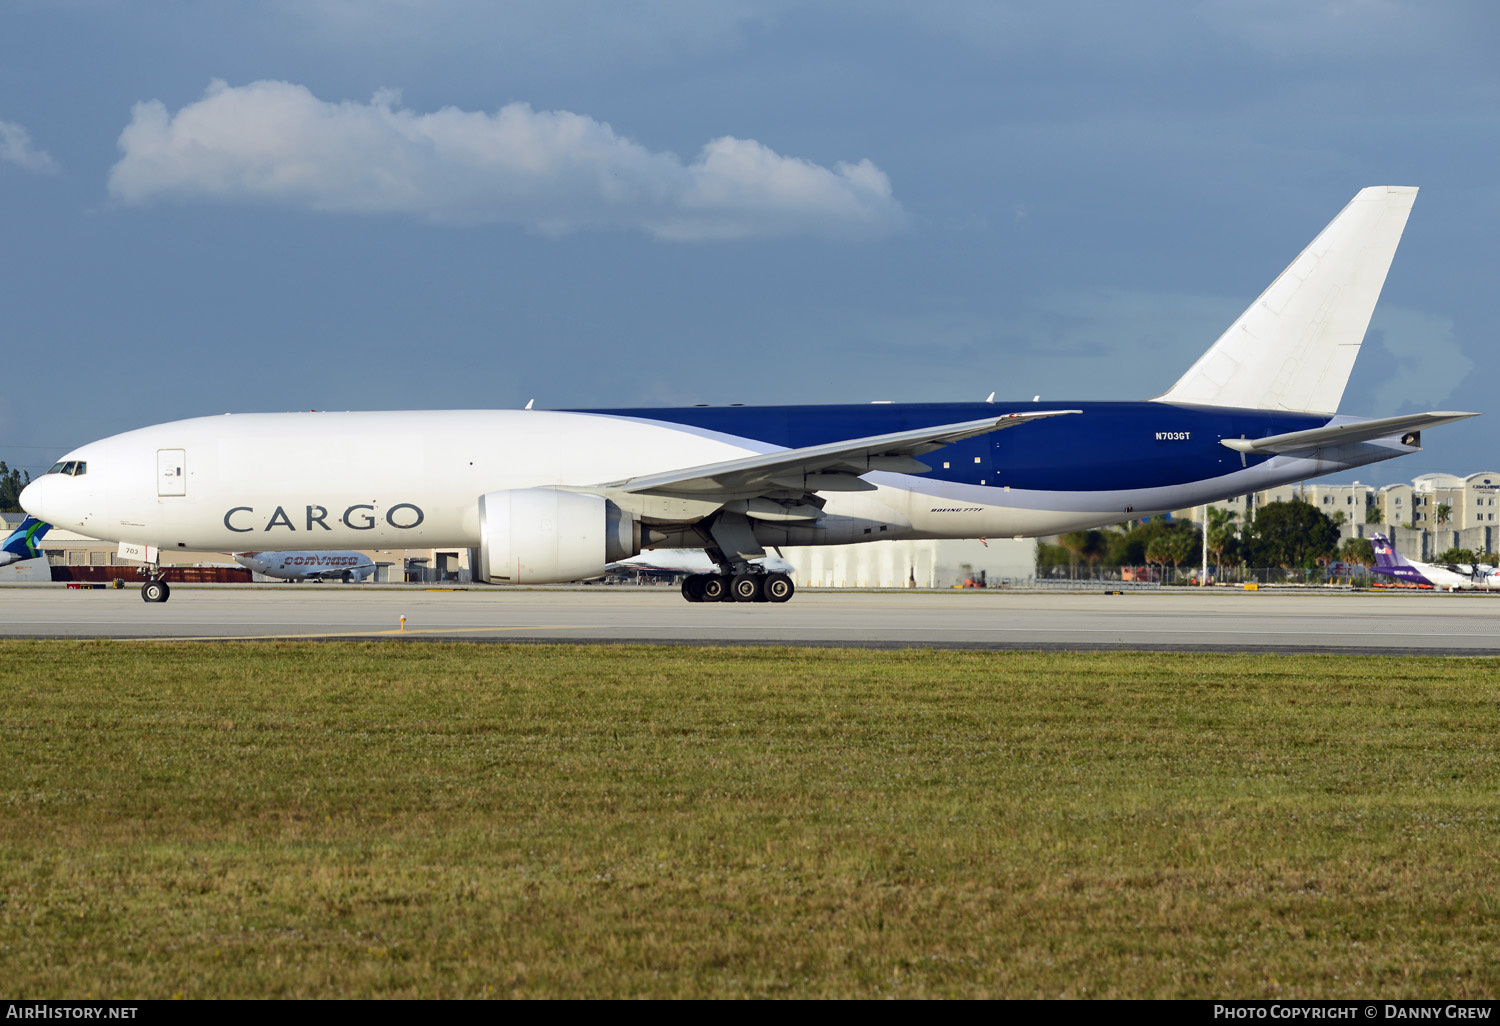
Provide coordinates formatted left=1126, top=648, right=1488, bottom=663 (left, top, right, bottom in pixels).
left=681, top=571, right=795, bottom=603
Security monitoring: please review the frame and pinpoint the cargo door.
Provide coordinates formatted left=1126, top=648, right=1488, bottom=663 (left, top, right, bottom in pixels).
left=157, top=449, right=186, bottom=496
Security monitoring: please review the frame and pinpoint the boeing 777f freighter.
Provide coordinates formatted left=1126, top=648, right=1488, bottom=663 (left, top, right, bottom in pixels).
left=22, top=187, right=1476, bottom=603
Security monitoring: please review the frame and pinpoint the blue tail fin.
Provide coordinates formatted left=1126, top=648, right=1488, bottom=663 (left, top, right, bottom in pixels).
left=1, top=516, right=51, bottom=564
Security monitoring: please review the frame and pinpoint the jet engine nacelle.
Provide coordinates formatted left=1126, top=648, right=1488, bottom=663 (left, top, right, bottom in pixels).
left=477, top=488, right=640, bottom=584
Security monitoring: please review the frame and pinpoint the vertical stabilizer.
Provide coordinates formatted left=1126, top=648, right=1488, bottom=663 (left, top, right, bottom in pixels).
left=1370, top=533, right=1429, bottom=585
left=0, top=515, right=51, bottom=567
left=1154, top=186, right=1417, bottom=415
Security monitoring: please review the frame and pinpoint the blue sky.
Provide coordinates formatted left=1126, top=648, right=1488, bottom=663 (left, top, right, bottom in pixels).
left=2, top=0, right=1495, bottom=485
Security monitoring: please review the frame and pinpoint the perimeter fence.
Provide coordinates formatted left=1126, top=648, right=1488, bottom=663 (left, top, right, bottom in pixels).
left=1030, top=564, right=1376, bottom=589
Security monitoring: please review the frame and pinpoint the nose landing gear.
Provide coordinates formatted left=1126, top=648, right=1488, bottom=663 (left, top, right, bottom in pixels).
left=135, top=549, right=171, bottom=603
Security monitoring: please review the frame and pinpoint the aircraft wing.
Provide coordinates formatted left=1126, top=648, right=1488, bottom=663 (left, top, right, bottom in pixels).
left=1219, top=411, right=1478, bottom=456
left=606, top=410, right=1081, bottom=500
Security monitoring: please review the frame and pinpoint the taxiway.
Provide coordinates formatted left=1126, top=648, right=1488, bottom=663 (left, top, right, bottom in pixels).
left=3, top=585, right=1499, bottom=653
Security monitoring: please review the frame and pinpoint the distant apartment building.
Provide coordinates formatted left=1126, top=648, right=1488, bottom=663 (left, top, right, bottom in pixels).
left=1372, top=473, right=1500, bottom=529
left=1375, top=483, right=1414, bottom=526
left=1442, top=472, right=1500, bottom=529
left=1178, top=470, right=1500, bottom=535
left=1299, top=481, right=1375, bottom=523
left=1199, top=481, right=1376, bottom=525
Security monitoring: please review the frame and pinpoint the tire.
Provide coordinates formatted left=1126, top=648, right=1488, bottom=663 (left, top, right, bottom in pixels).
left=681, top=574, right=706, bottom=602
left=700, top=575, right=730, bottom=602
left=731, top=573, right=763, bottom=603
left=764, top=573, right=795, bottom=603
left=141, top=580, right=169, bottom=603
left=341, top=570, right=353, bottom=583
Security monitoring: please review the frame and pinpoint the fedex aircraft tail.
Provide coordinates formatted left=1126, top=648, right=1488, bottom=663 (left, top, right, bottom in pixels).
left=0, top=515, right=51, bottom=567
left=1370, top=533, right=1427, bottom=584
left=1155, top=186, right=1418, bottom=415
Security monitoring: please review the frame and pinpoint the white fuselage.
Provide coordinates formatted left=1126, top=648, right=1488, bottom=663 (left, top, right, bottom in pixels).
left=20, top=407, right=1411, bottom=556
left=1410, top=561, right=1500, bottom=591
left=17, top=410, right=1075, bottom=550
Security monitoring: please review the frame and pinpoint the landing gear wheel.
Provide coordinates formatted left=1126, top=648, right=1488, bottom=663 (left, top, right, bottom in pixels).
left=141, top=580, right=170, bottom=603
left=764, top=573, right=795, bottom=603
left=681, top=574, right=708, bottom=602
left=341, top=570, right=353, bottom=583
left=700, top=575, right=730, bottom=602
left=731, top=573, right=763, bottom=603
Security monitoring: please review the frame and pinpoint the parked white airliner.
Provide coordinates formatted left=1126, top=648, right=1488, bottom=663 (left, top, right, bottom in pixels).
left=233, top=550, right=377, bottom=583
left=21, top=187, right=1478, bottom=603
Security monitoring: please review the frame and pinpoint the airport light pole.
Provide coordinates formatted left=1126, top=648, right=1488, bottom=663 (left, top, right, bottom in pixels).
left=1201, top=504, right=1208, bottom=585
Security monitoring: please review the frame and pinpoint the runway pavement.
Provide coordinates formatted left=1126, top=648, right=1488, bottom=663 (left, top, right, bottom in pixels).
left=3, top=583, right=1500, bottom=653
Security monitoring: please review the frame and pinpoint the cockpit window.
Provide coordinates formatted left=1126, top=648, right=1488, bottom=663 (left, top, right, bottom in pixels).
left=47, top=462, right=66, bottom=475
left=47, top=461, right=87, bottom=476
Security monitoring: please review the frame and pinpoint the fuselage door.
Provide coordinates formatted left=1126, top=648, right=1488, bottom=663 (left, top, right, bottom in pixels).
left=157, top=449, right=186, bottom=496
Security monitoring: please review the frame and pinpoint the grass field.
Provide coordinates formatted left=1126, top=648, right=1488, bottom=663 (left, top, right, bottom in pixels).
left=2, top=641, right=1497, bottom=998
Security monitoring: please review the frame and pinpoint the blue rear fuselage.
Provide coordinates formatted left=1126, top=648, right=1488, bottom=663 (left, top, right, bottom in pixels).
left=572, top=401, right=1327, bottom=492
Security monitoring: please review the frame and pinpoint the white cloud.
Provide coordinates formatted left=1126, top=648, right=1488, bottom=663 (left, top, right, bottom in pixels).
left=107, top=80, right=905, bottom=240
left=0, top=120, right=58, bottom=174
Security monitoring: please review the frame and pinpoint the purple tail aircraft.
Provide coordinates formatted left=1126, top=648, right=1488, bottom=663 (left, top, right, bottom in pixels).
left=1370, top=534, right=1500, bottom=591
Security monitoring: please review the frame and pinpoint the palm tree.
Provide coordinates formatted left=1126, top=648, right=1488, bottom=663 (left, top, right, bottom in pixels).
left=1144, top=536, right=1169, bottom=578
left=1339, top=537, right=1375, bottom=568
left=1147, top=529, right=1200, bottom=583
left=1205, top=506, right=1239, bottom=566
left=1058, top=531, right=1089, bottom=578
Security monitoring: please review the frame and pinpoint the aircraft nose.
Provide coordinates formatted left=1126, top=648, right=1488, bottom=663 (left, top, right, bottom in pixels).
left=18, top=477, right=50, bottom=522
left=19, top=473, right=96, bottom=532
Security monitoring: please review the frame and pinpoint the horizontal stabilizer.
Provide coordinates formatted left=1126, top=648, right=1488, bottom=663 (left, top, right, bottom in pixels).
left=609, top=409, right=1080, bottom=499
left=1219, top=411, right=1477, bottom=455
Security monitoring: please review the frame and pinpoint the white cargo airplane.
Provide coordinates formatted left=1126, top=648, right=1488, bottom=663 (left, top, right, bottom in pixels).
left=21, top=187, right=1478, bottom=604
left=232, top=550, right=377, bottom=583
